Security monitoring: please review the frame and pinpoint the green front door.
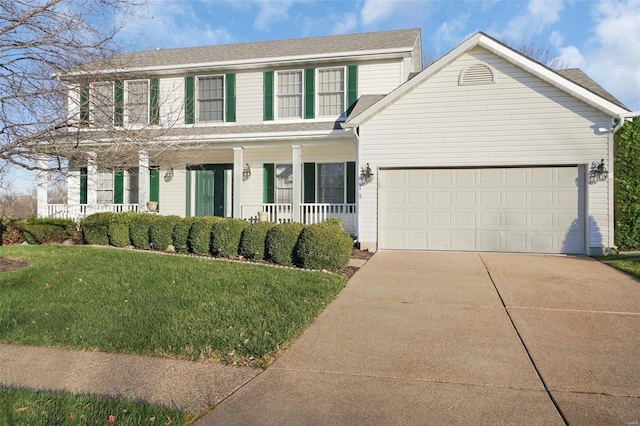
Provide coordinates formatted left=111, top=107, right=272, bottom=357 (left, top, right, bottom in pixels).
left=193, top=164, right=232, bottom=217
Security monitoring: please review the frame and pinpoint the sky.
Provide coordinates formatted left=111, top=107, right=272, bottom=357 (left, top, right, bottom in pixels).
left=6, top=0, right=640, bottom=192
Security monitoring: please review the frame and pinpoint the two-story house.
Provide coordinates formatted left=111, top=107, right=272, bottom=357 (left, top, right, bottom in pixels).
left=39, top=29, right=631, bottom=255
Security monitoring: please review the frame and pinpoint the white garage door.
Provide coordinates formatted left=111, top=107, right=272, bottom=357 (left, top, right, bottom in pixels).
left=379, top=167, right=585, bottom=254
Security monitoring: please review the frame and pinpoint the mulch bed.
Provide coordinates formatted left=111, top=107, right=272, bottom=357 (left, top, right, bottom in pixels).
left=0, top=257, right=27, bottom=272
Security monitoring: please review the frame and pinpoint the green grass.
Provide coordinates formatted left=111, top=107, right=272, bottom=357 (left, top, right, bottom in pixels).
left=0, top=245, right=346, bottom=367
left=604, top=259, right=640, bottom=280
left=0, top=386, right=193, bottom=425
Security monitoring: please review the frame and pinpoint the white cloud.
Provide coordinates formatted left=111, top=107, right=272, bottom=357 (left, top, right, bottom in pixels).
left=331, top=12, right=358, bottom=35
left=253, top=0, right=294, bottom=31
left=501, top=0, right=565, bottom=42
left=361, top=0, right=400, bottom=25
left=553, top=0, right=640, bottom=110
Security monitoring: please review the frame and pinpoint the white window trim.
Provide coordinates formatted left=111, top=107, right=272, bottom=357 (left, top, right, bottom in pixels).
left=124, top=79, right=150, bottom=127
left=196, top=74, right=225, bottom=123
left=316, top=66, right=346, bottom=118
left=89, top=81, right=114, bottom=127
left=275, top=69, right=304, bottom=121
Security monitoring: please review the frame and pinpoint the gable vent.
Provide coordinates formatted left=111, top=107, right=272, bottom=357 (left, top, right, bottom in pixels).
left=459, top=63, right=495, bottom=86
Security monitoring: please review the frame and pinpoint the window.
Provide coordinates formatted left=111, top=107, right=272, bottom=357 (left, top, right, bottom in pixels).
left=317, top=68, right=345, bottom=117
left=276, top=164, right=293, bottom=203
left=317, top=163, right=344, bottom=203
left=276, top=71, right=303, bottom=118
left=96, top=170, right=114, bottom=204
left=91, top=82, right=114, bottom=126
left=197, top=76, right=224, bottom=122
left=125, top=80, right=149, bottom=125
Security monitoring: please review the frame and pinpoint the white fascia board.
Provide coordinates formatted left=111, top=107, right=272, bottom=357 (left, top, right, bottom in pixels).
left=346, top=32, right=628, bottom=127
left=60, top=47, right=414, bottom=78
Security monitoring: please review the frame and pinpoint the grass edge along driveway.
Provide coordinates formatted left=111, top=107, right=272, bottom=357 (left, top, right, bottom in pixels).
left=0, top=245, right=347, bottom=368
left=597, top=253, right=640, bottom=280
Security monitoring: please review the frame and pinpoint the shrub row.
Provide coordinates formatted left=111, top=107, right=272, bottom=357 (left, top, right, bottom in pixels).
left=0, top=217, right=79, bottom=245
left=78, top=212, right=353, bottom=271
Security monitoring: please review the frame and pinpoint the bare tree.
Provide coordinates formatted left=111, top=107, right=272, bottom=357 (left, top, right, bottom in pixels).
left=500, top=39, right=566, bottom=70
left=0, top=0, right=156, bottom=177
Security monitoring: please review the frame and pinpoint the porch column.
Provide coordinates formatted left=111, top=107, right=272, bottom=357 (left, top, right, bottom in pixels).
left=292, top=145, right=301, bottom=222
left=233, top=147, right=243, bottom=218
left=138, top=150, right=149, bottom=212
left=86, top=152, right=98, bottom=211
left=36, top=155, right=48, bottom=218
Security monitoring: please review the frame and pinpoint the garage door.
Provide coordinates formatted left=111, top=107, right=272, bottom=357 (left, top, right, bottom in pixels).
left=379, top=167, right=585, bottom=254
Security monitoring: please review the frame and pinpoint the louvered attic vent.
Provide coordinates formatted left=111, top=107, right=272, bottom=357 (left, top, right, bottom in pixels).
left=459, top=63, right=495, bottom=86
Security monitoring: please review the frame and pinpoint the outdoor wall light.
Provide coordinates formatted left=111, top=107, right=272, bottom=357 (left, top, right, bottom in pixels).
left=589, top=159, right=609, bottom=183
left=243, top=163, right=252, bottom=181
left=164, top=167, right=174, bottom=182
left=361, top=163, right=374, bottom=184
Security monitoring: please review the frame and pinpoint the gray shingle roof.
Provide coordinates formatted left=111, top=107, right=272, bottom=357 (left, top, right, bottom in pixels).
left=85, top=29, right=420, bottom=73
left=557, top=68, right=627, bottom=110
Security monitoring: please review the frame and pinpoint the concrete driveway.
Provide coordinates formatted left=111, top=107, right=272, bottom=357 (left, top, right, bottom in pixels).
left=199, top=252, right=640, bottom=425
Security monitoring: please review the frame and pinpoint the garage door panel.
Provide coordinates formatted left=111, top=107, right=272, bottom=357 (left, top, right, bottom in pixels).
left=379, top=167, right=585, bottom=254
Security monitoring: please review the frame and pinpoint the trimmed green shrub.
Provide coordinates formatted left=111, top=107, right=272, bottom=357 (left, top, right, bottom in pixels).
left=82, top=212, right=115, bottom=245
left=107, top=211, right=139, bottom=247
left=20, top=218, right=77, bottom=244
left=173, top=217, right=198, bottom=253
left=265, top=222, right=306, bottom=266
left=211, top=218, right=250, bottom=257
left=188, top=216, right=222, bottom=255
left=1, top=217, right=26, bottom=245
left=150, top=215, right=181, bottom=250
left=239, top=221, right=277, bottom=260
left=129, top=214, right=161, bottom=249
left=615, top=118, right=640, bottom=250
left=296, top=218, right=353, bottom=271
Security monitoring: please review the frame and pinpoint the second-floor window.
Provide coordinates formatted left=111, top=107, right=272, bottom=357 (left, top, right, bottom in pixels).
left=125, top=80, right=149, bottom=125
left=277, top=71, right=303, bottom=119
left=198, top=76, right=224, bottom=122
left=91, top=82, right=114, bottom=126
left=317, top=68, right=345, bottom=117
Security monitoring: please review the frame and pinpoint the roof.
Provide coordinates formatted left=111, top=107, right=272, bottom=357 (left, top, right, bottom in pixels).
left=77, top=29, right=421, bottom=75
left=557, top=68, right=627, bottom=109
left=345, top=32, right=629, bottom=126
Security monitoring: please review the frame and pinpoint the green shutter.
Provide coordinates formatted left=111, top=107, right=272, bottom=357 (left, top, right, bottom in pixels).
left=225, top=73, right=236, bottom=122
left=263, top=71, right=274, bottom=121
left=150, top=168, right=159, bottom=204
left=80, top=85, right=89, bottom=126
left=185, top=168, right=191, bottom=216
left=263, top=163, right=275, bottom=203
left=185, top=76, right=195, bottom=124
left=150, top=78, right=160, bottom=125
left=347, top=65, right=358, bottom=109
left=304, top=68, right=315, bottom=119
left=303, top=162, right=316, bottom=203
left=114, top=80, right=123, bottom=126
left=346, top=162, right=356, bottom=204
left=114, top=171, right=124, bottom=204
left=80, top=167, right=87, bottom=204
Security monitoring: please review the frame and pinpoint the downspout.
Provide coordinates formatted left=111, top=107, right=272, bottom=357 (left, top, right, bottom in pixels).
left=353, top=126, right=361, bottom=246
left=613, top=111, right=640, bottom=134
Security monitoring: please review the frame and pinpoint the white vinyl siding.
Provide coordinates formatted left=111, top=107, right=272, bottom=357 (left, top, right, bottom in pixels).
left=317, top=67, right=345, bottom=117
left=197, top=75, right=224, bottom=122
left=90, top=82, right=114, bottom=126
left=67, top=84, right=81, bottom=126
left=276, top=71, right=303, bottom=119
left=358, top=46, right=613, bottom=251
left=236, top=72, right=263, bottom=124
left=125, top=80, right=149, bottom=125
left=359, top=61, right=403, bottom=95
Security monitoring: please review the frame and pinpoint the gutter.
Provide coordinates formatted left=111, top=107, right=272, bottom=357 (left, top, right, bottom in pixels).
left=613, top=111, right=640, bottom=133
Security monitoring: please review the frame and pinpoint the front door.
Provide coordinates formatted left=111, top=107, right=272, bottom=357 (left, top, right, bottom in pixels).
left=192, top=164, right=232, bottom=217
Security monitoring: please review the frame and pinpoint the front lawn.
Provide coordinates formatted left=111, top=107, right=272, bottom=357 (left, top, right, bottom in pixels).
left=0, top=386, right=193, bottom=425
left=599, top=255, right=640, bottom=280
left=0, top=245, right=346, bottom=367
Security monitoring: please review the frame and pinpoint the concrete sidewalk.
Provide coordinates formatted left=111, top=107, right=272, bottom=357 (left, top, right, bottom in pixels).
left=199, top=251, right=640, bottom=425
left=0, top=344, right=260, bottom=416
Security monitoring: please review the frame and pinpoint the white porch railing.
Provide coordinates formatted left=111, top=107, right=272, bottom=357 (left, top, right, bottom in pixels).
left=45, top=204, right=139, bottom=221
left=241, top=203, right=356, bottom=235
